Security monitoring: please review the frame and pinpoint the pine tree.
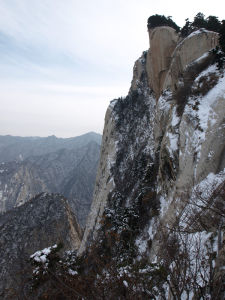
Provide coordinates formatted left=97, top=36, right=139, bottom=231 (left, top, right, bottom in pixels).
left=206, top=16, right=221, bottom=32
left=147, top=14, right=180, bottom=32
left=181, top=18, right=192, bottom=37
left=219, top=20, right=225, bottom=53
left=192, top=12, right=207, bottom=29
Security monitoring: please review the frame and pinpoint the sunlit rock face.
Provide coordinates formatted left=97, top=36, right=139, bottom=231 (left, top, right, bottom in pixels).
left=79, top=27, right=225, bottom=296
left=147, top=26, right=179, bottom=98
left=0, top=193, right=82, bottom=299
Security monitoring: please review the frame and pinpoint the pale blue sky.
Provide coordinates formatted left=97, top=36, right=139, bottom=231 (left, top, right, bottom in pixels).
left=0, top=0, right=224, bottom=137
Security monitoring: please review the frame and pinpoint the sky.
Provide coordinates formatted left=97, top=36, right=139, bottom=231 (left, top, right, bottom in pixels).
left=0, top=0, right=225, bottom=138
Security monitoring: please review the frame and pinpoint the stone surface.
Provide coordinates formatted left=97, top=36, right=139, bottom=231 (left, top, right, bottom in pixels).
left=146, top=26, right=179, bottom=98
left=144, top=27, right=219, bottom=99
left=163, top=29, right=219, bottom=92
left=79, top=104, right=117, bottom=253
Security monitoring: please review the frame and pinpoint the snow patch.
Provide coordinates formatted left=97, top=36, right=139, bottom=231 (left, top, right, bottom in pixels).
left=167, top=132, right=178, bottom=153
left=195, top=168, right=225, bottom=200
left=109, top=99, right=118, bottom=109
left=68, top=269, right=78, bottom=276
left=123, top=280, right=128, bottom=288
left=136, top=237, right=147, bottom=254
left=30, top=244, right=57, bottom=263
left=198, top=70, right=225, bottom=132
left=186, top=28, right=212, bottom=39
left=171, top=107, right=180, bottom=127
left=158, top=90, right=172, bottom=112
left=159, top=195, right=169, bottom=216
left=195, top=64, right=217, bottom=82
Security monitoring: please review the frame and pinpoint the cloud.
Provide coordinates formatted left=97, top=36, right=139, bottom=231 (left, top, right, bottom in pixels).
left=0, top=82, right=111, bottom=137
left=0, top=79, right=127, bottom=137
left=0, top=0, right=225, bottom=137
left=0, top=1, right=151, bottom=70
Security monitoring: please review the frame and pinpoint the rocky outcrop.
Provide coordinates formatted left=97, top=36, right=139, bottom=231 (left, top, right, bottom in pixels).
left=0, top=161, right=47, bottom=211
left=0, top=193, right=82, bottom=299
left=147, top=26, right=179, bottom=98
left=144, top=27, right=219, bottom=99
left=163, top=29, right=219, bottom=92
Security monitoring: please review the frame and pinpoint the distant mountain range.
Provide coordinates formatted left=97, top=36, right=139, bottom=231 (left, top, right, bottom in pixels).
left=0, top=132, right=101, bottom=227
left=0, top=132, right=101, bottom=163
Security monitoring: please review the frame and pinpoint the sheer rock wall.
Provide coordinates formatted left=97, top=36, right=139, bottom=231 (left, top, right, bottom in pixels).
left=79, top=26, right=224, bottom=263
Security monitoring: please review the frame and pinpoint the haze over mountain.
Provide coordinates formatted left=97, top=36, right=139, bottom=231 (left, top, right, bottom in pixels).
left=0, top=132, right=101, bottom=226
left=0, top=132, right=101, bottom=163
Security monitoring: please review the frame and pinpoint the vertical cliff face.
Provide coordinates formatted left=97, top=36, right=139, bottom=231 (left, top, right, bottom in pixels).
left=147, top=26, right=179, bottom=98
left=80, top=107, right=118, bottom=251
left=79, top=49, right=157, bottom=253
left=0, top=161, right=48, bottom=211
left=80, top=25, right=224, bottom=277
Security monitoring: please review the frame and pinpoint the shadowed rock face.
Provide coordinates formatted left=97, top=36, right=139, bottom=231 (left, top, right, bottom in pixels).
left=0, top=193, right=82, bottom=299
left=79, top=50, right=156, bottom=254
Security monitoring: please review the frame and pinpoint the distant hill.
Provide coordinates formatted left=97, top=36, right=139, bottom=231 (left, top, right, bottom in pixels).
left=0, top=132, right=101, bottom=227
left=0, top=132, right=102, bottom=163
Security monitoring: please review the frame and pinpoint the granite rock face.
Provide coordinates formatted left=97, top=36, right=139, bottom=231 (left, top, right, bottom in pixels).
left=163, top=29, right=219, bottom=92
left=79, top=27, right=225, bottom=297
left=147, top=26, right=179, bottom=98
left=0, top=193, right=82, bottom=299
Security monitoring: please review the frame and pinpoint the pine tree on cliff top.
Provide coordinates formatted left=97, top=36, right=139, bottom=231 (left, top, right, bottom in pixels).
left=147, top=14, right=180, bottom=32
